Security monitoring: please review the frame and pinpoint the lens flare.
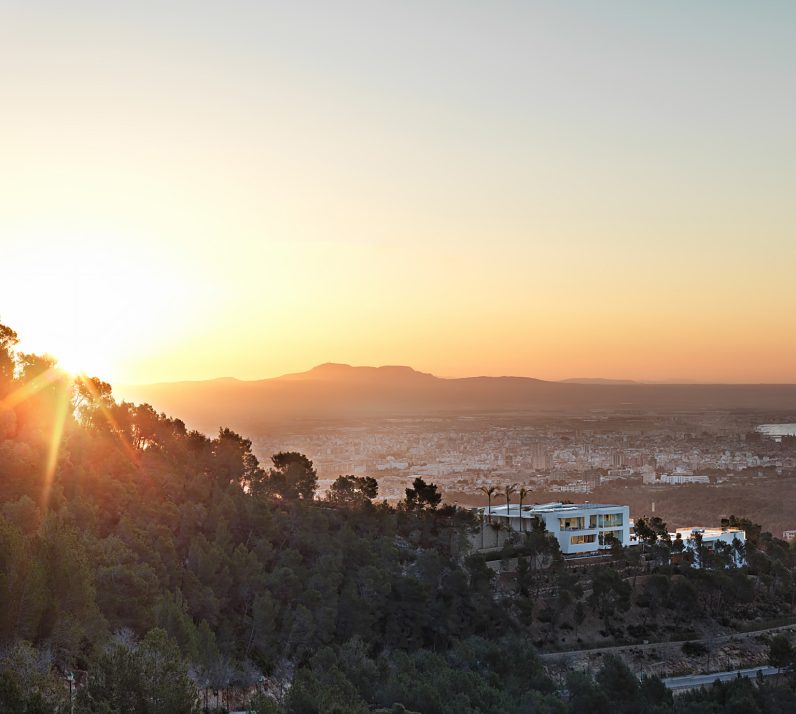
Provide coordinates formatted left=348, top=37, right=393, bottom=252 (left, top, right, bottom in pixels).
left=41, top=382, right=70, bottom=509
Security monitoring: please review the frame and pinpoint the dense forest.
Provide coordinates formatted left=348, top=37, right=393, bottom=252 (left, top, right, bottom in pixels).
left=1, top=322, right=795, bottom=714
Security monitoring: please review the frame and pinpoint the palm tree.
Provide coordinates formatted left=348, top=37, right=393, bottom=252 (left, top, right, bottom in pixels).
left=518, top=486, right=531, bottom=532
left=479, top=485, right=497, bottom=523
left=479, top=485, right=497, bottom=549
left=503, top=483, right=518, bottom=533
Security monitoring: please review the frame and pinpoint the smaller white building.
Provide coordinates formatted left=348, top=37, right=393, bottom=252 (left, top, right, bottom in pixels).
left=658, top=473, right=710, bottom=485
left=478, top=502, right=631, bottom=555
left=671, top=527, right=746, bottom=568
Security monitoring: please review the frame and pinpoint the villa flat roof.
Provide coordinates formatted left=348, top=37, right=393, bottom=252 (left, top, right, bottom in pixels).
left=531, top=502, right=624, bottom=512
left=672, top=527, right=745, bottom=538
left=480, top=502, right=625, bottom=516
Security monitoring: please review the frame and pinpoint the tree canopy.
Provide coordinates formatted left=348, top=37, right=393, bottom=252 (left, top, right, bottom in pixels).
left=0, top=321, right=795, bottom=713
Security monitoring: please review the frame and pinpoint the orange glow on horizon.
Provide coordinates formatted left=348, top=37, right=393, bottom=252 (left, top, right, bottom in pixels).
left=2, top=3, right=795, bottom=385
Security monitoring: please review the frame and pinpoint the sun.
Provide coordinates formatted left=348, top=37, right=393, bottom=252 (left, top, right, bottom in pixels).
left=2, top=225, right=183, bottom=386
left=52, top=339, right=114, bottom=379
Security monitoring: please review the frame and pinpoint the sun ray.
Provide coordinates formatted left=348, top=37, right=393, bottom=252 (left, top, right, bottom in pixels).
left=41, top=381, right=71, bottom=509
left=1, top=367, right=141, bottom=505
left=74, top=374, right=140, bottom=466
left=0, top=367, right=62, bottom=410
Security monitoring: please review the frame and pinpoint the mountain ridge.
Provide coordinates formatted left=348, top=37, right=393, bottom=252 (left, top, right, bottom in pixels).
left=115, top=363, right=796, bottom=434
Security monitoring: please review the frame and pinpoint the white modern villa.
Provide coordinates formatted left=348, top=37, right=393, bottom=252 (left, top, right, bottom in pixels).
left=475, top=499, right=748, bottom=568
left=478, top=501, right=631, bottom=555
left=670, top=526, right=747, bottom=568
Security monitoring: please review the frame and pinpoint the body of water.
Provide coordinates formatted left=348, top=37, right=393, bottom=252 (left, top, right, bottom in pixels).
left=756, top=424, right=796, bottom=441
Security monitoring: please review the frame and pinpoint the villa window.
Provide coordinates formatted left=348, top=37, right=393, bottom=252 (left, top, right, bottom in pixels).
left=599, top=530, right=623, bottom=545
left=559, top=517, right=585, bottom=530
left=570, top=534, right=596, bottom=545
left=599, top=513, right=624, bottom=527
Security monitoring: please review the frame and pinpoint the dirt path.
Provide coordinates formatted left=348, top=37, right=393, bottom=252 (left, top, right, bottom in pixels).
left=539, top=622, right=796, bottom=662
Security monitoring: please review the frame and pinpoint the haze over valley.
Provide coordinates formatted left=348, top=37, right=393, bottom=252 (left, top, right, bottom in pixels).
left=115, top=363, right=796, bottom=539
left=119, top=362, right=796, bottom=434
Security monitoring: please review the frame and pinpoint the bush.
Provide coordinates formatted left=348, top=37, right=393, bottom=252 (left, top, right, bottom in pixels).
left=681, top=640, right=708, bottom=657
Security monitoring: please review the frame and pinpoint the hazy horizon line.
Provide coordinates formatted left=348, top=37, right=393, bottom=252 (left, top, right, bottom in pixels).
left=114, top=362, right=796, bottom=388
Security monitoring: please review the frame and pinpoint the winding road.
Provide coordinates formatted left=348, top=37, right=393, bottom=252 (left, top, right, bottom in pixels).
left=662, top=665, right=780, bottom=691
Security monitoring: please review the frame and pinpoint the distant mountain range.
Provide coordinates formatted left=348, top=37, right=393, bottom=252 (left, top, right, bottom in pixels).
left=559, top=377, right=641, bottom=385
left=116, top=363, right=796, bottom=434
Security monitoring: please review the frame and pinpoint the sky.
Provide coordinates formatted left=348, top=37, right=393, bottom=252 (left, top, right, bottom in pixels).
left=2, top=1, right=795, bottom=384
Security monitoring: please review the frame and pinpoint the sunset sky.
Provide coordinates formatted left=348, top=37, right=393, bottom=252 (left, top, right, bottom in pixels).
left=2, top=2, right=795, bottom=384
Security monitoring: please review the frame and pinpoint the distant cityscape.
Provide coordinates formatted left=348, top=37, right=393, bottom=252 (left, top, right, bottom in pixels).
left=248, top=414, right=796, bottom=538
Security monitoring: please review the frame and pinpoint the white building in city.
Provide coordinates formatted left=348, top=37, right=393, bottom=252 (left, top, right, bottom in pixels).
left=478, top=502, right=631, bottom=555
left=658, top=473, right=710, bottom=485
left=671, top=527, right=746, bottom=568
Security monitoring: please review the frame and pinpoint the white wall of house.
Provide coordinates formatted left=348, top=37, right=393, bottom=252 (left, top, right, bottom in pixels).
left=477, top=502, right=631, bottom=555
left=671, top=527, right=746, bottom=568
